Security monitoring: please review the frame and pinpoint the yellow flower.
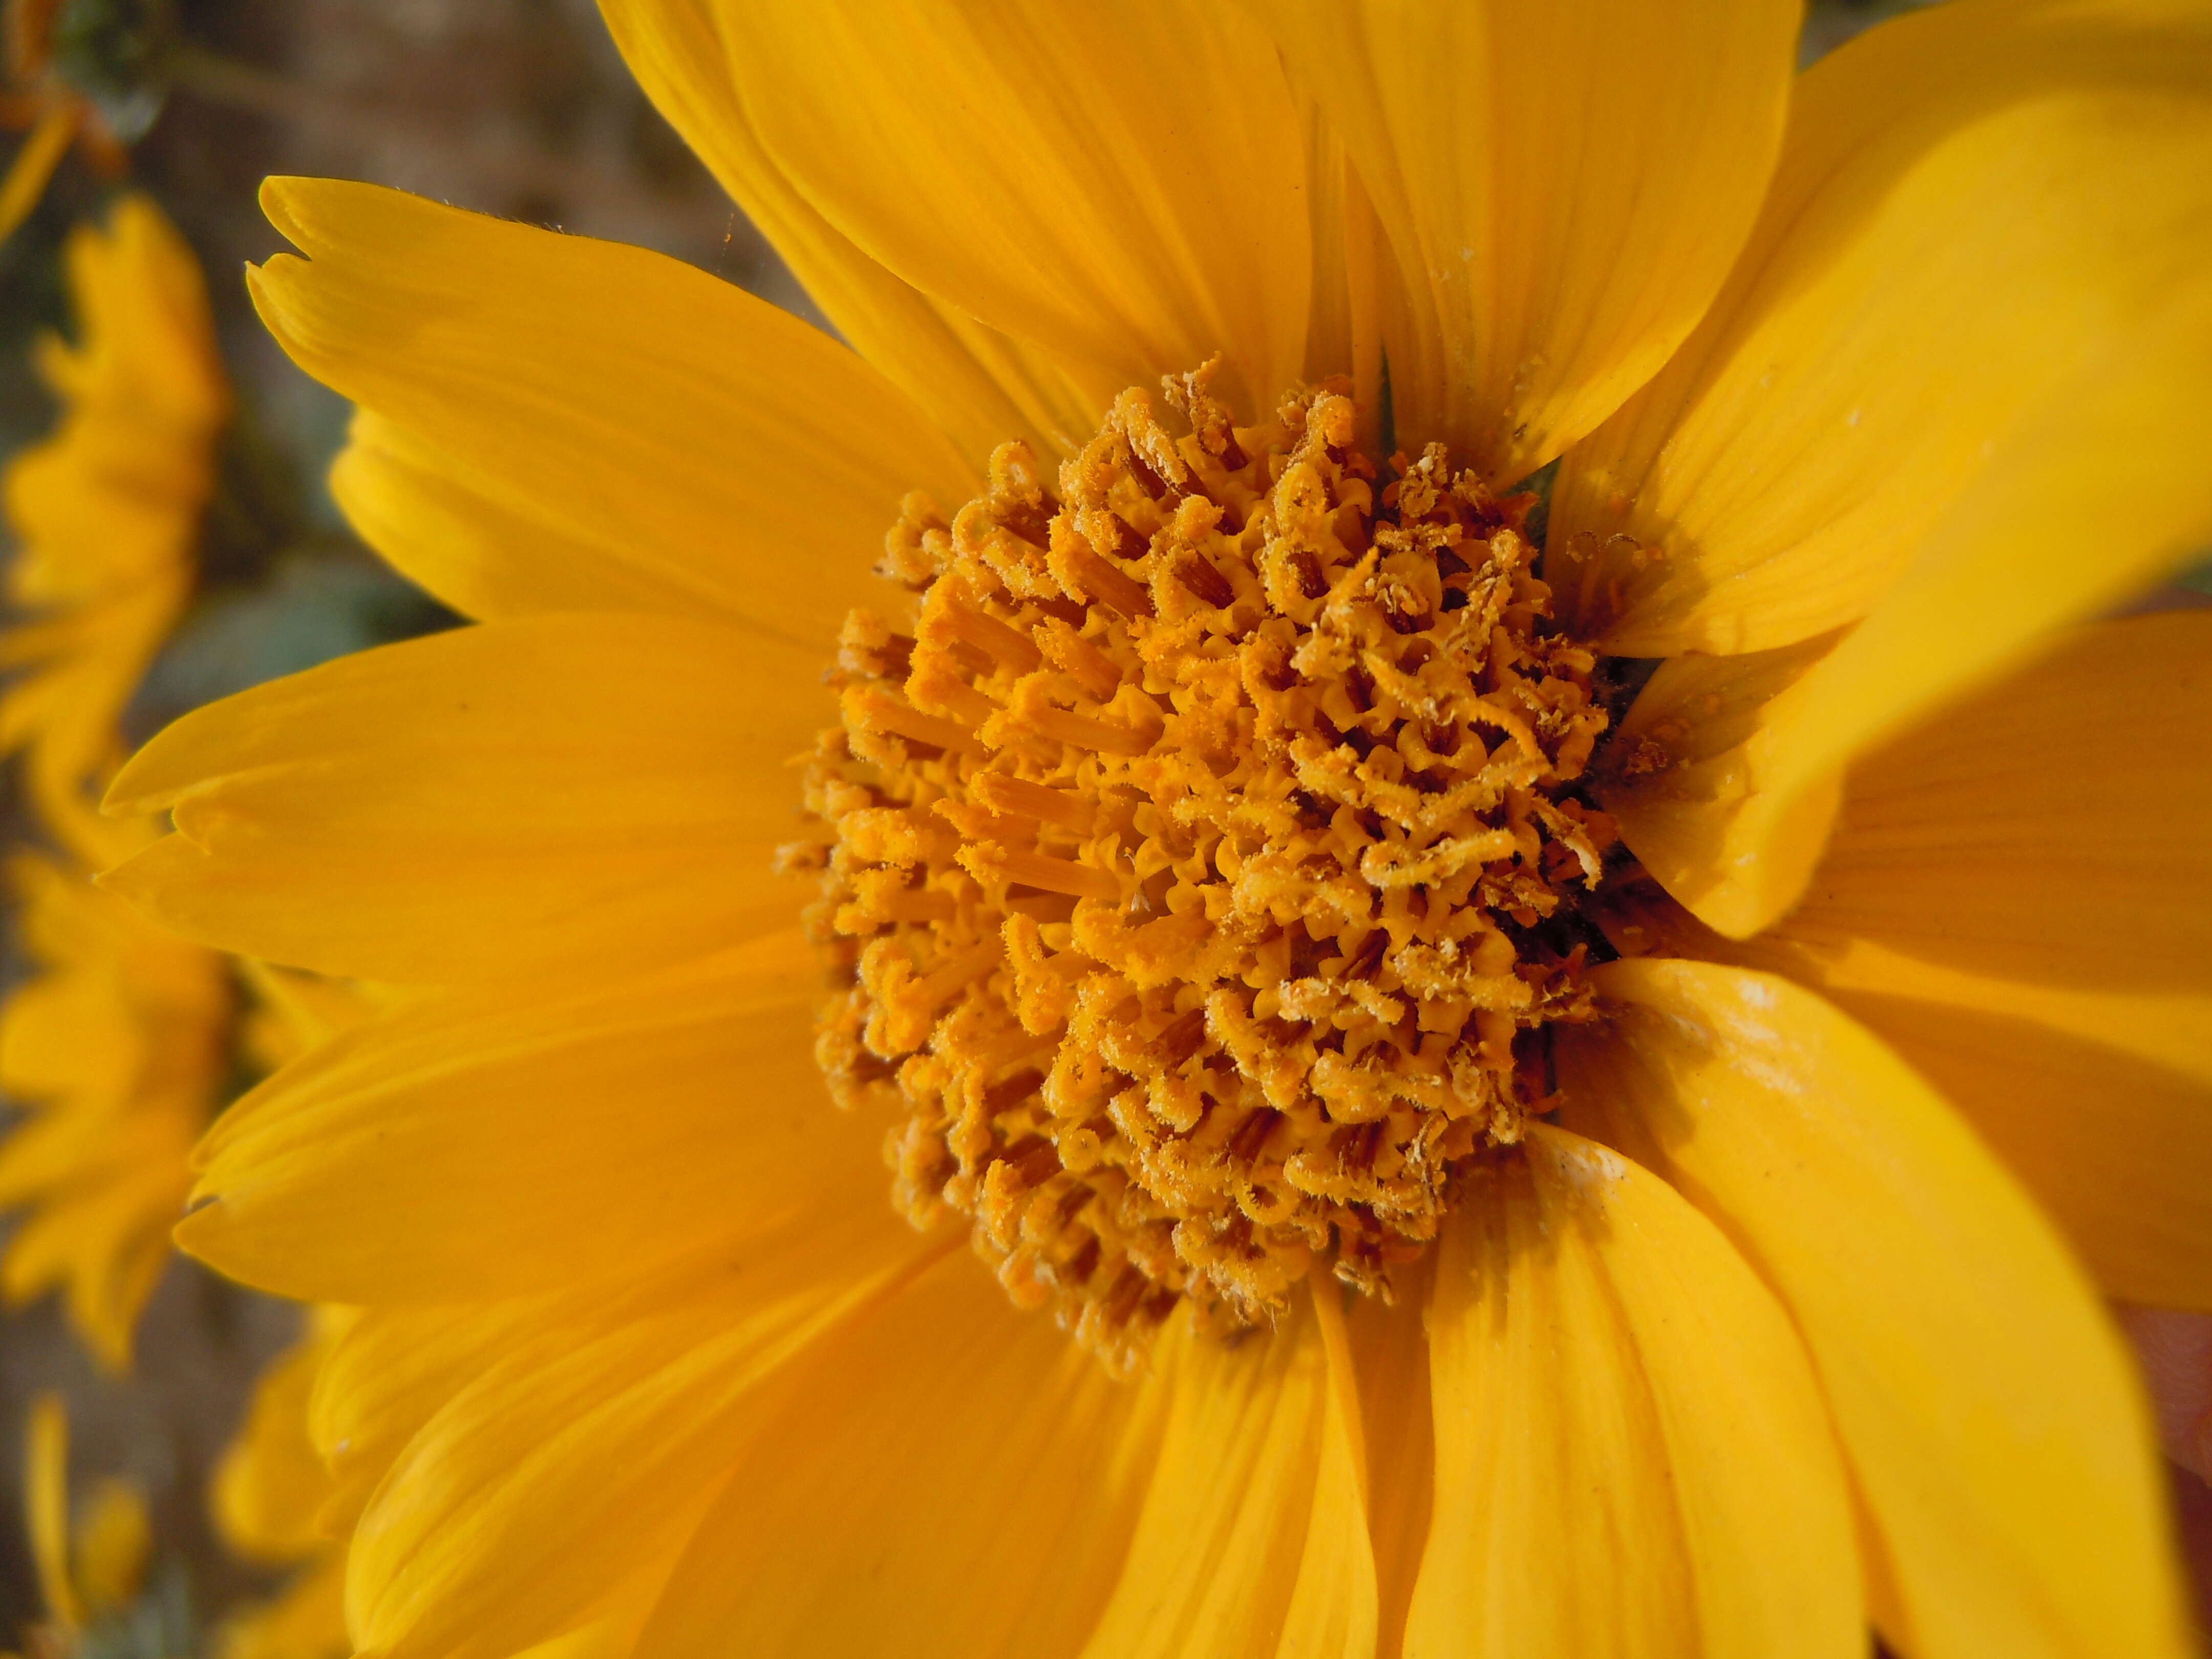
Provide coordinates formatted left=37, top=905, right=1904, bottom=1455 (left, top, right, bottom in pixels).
left=1, top=191, right=226, bottom=869
left=102, top=1, right=2212, bottom=1655
left=0, top=850, right=229, bottom=1367
left=0, top=194, right=233, bottom=1369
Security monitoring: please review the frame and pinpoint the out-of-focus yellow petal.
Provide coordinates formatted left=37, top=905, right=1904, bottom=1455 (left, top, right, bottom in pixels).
left=103, top=614, right=818, bottom=984
left=1555, top=0, right=2212, bottom=660
left=635, top=1250, right=1167, bottom=1658
left=2, top=194, right=224, bottom=864
left=71, top=1478, right=149, bottom=1617
left=0, top=103, right=77, bottom=244
left=1403, top=1124, right=1857, bottom=1659
left=250, top=177, right=971, bottom=640
left=26, top=1394, right=81, bottom=1631
left=0, top=848, right=221, bottom=1368
left=215, top=1322, right=339, bottom=1565
left=217, top=1552, right=348, bottom=1659
left=177, top=936, right=895, bottom=1305
left=347, top=1221, right=937, bottom=1659
left=1619, top=611, right=2212, bottom=1308
left=598, top=0, right=1094, bottom=462
left=1559, top=959, right=2190, bottom=1659
left=1250, top=0, right=1797, bottom=482
left=1076, top=1290, right=1376, bottom=1659
left=713, top=0, right=1310, bottom=419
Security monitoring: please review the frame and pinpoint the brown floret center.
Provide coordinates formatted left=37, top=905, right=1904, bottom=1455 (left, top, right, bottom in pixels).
left=790, top=365, right=1617, bottom=1372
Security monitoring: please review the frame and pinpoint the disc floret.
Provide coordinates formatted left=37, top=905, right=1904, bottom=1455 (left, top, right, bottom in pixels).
left=791, top=366, right=1617, bottom=1370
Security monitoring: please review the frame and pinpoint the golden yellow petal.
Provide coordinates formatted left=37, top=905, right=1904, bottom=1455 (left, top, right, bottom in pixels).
left=1251, top=0, right=1797, bottom=481
left=70, top=1478, right=150, bottom=1618
left=250, top=176, right=972, bottom=638
left=1554, top=0, right=2212, bottom=656
left=347, top=1223, right=933, bottom=1659
left=215, top=1323, right=341, bottom=1565
left=599, top=0, right=1095, bottom=461
left=177, top=936, right=894, bottom=1306
left=1, top=194, right=223, bottom=865
left=1625, top=611, right=2212, bottom=1308
left=634, top=1249, right=1168, bottom=1658
left=216, top=1551, right=348, bottom=1659
left=1403, top=1124, right=1858, bottom=1659
left=25, top=1394, right=81, bottom=1631
left=309, top=1302, right=528, bottom=1541
left=103, top=613, right=819, bottom=984
left=1559, top=959, right=2190, bottom=1659
left=713, top=0, right=1311, bottom=418
left=1077, top=1291, right=1376, bottom=1659
left=1345, top=1256, right=1432, bottom=1657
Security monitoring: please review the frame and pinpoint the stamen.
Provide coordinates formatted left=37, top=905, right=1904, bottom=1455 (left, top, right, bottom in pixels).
left=793, top=361, right=1618, bottom=1373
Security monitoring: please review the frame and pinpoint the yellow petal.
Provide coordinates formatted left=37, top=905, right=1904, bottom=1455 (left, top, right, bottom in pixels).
left=26, top=1394, right=80, bottom=1631
left=1345, top=1257, right=1432, bottom=1657
left=1078, top=1289, right=1377, bottom=1659
left=635, top=1250, right=1166, bottom=1658
left=215, top=1323, right=340, bottom=1565
left=216, top=1552, right=348, bottom=1659
left=70, top=1478, right=150, bottom=1617
left=1251, top=0, right=1798, bottom=481
left=598, top=0, right=1094, bottom=462
left=103, top=613, right=817, bottom=984
left=178, top=936, right=891, bottom=1305
left=349, top=1224, right=934, bottom=1659
left=1558, top=958, right=2191, bottom=1659
left=715, top=0, right=1311, bottom=418
left=1618, top=611, right=2212, bottom=1308
left=1596, top=630, right=1844, bottom=941
left=250, top=176, right=972, bottom=638
left=1403, top=1124, right=1858, bottom=1659
left=1553, top=0, right=2212, bottom=654
left=310, top=1302, right=535, bottom=1540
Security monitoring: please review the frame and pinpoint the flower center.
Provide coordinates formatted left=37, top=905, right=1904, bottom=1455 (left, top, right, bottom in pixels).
left=792, top=366, right=1617, bottom=1371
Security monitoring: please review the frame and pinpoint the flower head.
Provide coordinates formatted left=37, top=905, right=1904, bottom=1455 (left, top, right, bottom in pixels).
left=104, top=2, right=2212, bottom=1655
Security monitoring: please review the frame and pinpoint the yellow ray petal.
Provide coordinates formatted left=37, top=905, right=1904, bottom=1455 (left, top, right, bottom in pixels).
left=217, top=1551, right=348, bottom=1659
left=250, top=176, right=972, bottom=639
left=177, top=937, right=894, bottom=1305
left=1250, top=0, right=1797, bottom=481
left=215, top=1323, right=340, bottom=1565
left=1076, top=1289, right=1377, bottom=1659
left=0, top=103, right=77, bottom=245
left=1402, top=1125, right=1858, bottom=1659
left=349, top=1223, right=938, bottom=1659
left=1346, top=1256, right=1432, bottom=1657
left=26, top=1394, right=81, bottom=1631
left=310, top=1302, right=535, bottom=1540
left=1558, top=958, right=2190, bottom=1659
left=1595, top=629, right=1844, bottom=941
left=327, top=412, right=757, bottom=628
left=598, top=0, right=1094, bottom=462
left=634, top=1250, right=1167, bottom=1658
left=1620, top=611, right=2212, bottom=1306
left=103, top=613, right=818, bottom=984
left=714, top=0, right=1310, bottom=419
left=1554, top=0, right=2212, bottom=662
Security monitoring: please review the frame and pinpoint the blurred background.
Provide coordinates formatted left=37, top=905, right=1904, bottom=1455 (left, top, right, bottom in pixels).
left=0, top=0, right=2201, bottom=1652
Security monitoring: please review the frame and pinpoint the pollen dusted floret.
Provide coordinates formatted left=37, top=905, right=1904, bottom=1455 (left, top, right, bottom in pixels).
left=790, top=366, right=1618, bottom=1371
